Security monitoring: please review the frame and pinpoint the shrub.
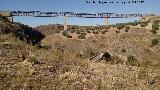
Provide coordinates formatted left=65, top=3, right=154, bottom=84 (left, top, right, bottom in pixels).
left=14, top=24, right=45, bottom=45
left=75, top=52, right=82, bottom=58
left=86, top=30, right=91, bottom=33
left=121, top=49, right=126, bottom=53
left=81, top=48, right=96, bottom=58
left=81, top=32, right=87, bottom=36
left=125, top=25, right=130, bottom=30
left=76, top=30, right=81, bottom=34
left=1, top=26, right=10, bottom=33
left=151, top=38, right=159, bottom=46
left=71, top=26, right=78, bottom=29
left=101, top=31, right=106, bottom=34
left=65, top=34, right=72, bottom=38
left=62, top=31, right=72, bottom=38
left=70, top=29, right=75, bottom=33
left=152, top=20, right=159, bottom=31
left=106, top=26, right=111, bottom=29
left=127, top=55, right=139, bottom=66
left=78, top=34, right=86, bottom=39
left=151, top=30, right=157, bottom=34
left=101, top=29, right=108, bottom=34
left=109, top=55, right=123, bottom=64
left=124, top=26, right=130, bottom=32
left=62, top=31, right=67, bottom=36
left=27, top=57, right=40, bottom=64
left=140, top=21, right=148, bottom=27
left=129, top=21, right=139, bottom=26
left=54, top=29, right=60, bottom=33
left=93, top=31, right=99, bottom=34
left=150, top=14, right=156, bottom=16
left=152, top=24, right=159, bottom=31
left=117, top=25, right=124, bottom=30
left=124, top=29, right=129, bottom=32
left=127, top=55, right=136, bottom=61
left=115, top=30, right=120, bottom=34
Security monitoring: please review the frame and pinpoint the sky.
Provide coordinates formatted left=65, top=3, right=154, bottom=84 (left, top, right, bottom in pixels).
left=0, top=0, right=160, bottom=27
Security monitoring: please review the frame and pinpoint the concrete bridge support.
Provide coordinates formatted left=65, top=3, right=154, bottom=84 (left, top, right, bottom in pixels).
left=104, top=17, right=109, bottom=26
left=64, top=16, right=67, bottom=30
left=0, top=11, right=13, bottom=23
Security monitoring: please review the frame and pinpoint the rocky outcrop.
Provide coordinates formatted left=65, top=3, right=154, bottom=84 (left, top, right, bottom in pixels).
left=88, top=52, right=111, bottom=61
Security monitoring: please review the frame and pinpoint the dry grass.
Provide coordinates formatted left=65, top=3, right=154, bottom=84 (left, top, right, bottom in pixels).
left=0, top=15, right=160, bottom=90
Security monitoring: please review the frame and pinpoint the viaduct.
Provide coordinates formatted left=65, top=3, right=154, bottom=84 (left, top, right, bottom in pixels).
left=0, top=11, right=146, bottom=30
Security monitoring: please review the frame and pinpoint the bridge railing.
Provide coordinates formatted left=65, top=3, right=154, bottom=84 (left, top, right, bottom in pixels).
left=11, top=11, right=147, bottom=18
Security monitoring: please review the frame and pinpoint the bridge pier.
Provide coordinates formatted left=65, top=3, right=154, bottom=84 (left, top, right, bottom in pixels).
left=64, top=16, right=67, bottom=30
left=104, top=17, right=109, bottom=26
left=0, top=11, right=13, bottom=23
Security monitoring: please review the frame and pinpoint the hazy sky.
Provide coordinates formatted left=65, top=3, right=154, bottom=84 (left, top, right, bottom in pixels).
left=0, top=0, right=159, bottom=27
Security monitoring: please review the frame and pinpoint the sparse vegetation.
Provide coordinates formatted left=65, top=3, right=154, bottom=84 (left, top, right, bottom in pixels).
left=0, top=14, right=160, bottom=90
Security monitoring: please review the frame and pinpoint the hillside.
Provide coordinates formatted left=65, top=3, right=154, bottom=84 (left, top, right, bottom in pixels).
left=0, top=15, right=160, bottom=90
